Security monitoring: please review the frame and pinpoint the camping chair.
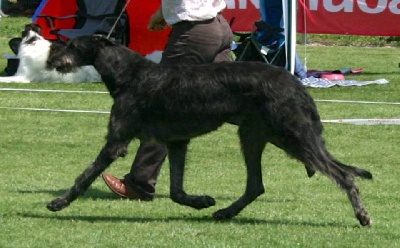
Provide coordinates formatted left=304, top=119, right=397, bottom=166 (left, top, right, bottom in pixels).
left=233, top=21, right=286, bottom=67
left=37, top=0, right=129, bottom=45
left=232, top=0, right=307, bottom=79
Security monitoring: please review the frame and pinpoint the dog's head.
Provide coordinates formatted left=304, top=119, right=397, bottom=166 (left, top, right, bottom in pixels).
left=21, top=29, right=45, bottom=46
left=47, top=35, right=116, bottom=73
left=21, top=23, right=42, bottom=38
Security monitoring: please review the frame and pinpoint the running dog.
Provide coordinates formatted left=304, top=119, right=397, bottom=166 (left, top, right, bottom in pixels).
left=46, top=35, right=373, bottom=226
left=0, top=24, right=101, bottom=83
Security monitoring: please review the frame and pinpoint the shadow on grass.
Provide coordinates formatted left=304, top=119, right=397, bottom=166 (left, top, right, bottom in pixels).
left=17, top=188, right=171, bottom=200
left=18, top=212, right=355, bottom=228
left=18, top=188, right=297, bottom=203
left=16, top=190, right=357, bottom=228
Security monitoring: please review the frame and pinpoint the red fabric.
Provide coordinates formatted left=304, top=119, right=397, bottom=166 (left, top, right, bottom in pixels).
left=34, top=0, right=170, bottom=55
left=126, top=0, right=171, bottom=55
left=223, top=0, right=400, bottom=36
left=297, top=0, right=400, bottom=36
left=34, top=1, right=77, bottom=40
left=222, top=4, right=260, bottom=32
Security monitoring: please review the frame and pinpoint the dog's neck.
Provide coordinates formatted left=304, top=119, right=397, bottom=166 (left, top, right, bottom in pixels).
left=94, top=48, right=156, bottom=99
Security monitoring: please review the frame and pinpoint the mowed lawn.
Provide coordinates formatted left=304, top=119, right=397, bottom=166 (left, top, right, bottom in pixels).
left=0, top=17, right=399, bottom=247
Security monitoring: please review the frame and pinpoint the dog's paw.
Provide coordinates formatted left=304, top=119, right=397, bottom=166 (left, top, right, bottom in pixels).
left=212, top=208, right=237, bottom=220
left=46, top=198, right=70, bottom=212
left=305, top=165, right=316, bottom=178
left=356, top=210, right=372, bottom=227
left=171, top=193, right=215, bottom=209
left=192, top=195, right=216, bottom=209
left=201, top=195, right=216, bottom=208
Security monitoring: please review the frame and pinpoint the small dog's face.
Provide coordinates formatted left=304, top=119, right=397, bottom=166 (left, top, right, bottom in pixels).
left=47, top=35, right=113, bottom=73
left=22, top=23, right=42, bottom=38
left=22, top=30, right=44, bottom=46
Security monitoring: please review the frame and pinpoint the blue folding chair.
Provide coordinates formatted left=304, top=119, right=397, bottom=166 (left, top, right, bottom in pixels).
left=37, top=0, right=129, bottom=45
left=233, top=0, right=307, bottom=79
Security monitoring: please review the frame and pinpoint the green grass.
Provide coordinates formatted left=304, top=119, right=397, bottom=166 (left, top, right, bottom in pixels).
left=0, top=17, right=400, bottom=247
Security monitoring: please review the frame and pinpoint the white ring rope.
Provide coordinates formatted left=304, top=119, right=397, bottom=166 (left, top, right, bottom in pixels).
left=315, top=99, right=400, bottom=105
left=1, top=87, right=399, bottom=124
left=0, top=106, right=109, bottom=114
left=0, top=106, right=399, bottom=125
left=0, top=87, right=108, bottom=94
left=1, top=87, right=399, bottom=105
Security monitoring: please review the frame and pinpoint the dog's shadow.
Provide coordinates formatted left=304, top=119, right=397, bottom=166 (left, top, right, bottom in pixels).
left=17, top=188, right=167, bottom=200
left=18, top=188, right=295, bottom=202
left=17, top=189, right=352, bottom=228
left=19, top=212, right=351, bottom=228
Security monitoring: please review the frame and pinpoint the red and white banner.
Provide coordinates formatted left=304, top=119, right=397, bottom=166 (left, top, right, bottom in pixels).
left=223, top=0, right=400, bottom=36
left=222, top=0, right=261, bottom=31
left=297, top=0, right=400, bottom=36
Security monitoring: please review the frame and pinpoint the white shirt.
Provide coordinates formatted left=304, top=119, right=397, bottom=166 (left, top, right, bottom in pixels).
left=162, top=0, right=226, bottom=25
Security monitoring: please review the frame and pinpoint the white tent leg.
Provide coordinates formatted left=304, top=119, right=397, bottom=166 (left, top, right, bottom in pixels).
left=283, top=0, right=296, bottom=75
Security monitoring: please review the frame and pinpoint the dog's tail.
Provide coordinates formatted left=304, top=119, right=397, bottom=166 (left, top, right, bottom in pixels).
left=292, top=135, right=373, bottom=182
left=332, top=159, right=373, bottom=180
left=305, top=141, right=373, bottom=182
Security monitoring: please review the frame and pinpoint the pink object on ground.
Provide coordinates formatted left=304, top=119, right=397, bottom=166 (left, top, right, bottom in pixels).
left=321, top=73, right=345, bottom=80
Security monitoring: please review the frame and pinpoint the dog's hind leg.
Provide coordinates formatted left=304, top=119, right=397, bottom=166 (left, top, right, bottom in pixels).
left=289, top=137, right=372, bottom=226
left=46, top=140, right=130, bottom=211
left=325, top=157, right=372, bottom=226
left=168, top=140, right=216, bottom=209
left=321, top=159, right=371, bottom=226
left=213, top=122, right=267, bottom=220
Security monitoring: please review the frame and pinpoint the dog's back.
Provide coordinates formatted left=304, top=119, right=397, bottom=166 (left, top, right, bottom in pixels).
left=134, top=61, right=322, bottom=141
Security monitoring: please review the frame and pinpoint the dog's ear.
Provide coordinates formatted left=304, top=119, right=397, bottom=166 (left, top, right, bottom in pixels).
left=32, top=24, right=42, bottom=35
left=91, top=35, right=117, bottom=47
left=22, top=23, right=42, bottom=38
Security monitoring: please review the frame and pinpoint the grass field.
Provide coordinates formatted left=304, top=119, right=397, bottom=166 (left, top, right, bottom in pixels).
left=0, top=17, right=399, bottom=247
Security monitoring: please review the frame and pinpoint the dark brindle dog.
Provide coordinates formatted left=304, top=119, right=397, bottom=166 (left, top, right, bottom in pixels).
left=46, top=35, right=373, bottom=226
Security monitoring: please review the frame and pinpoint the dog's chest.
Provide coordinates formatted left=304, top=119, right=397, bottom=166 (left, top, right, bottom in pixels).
left=19, top=40, right=51, bottom=68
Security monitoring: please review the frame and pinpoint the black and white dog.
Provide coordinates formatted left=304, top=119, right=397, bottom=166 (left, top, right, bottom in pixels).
left=46, top=35, right=373, bottom=226
left=0, top=24, right=101, bottom=83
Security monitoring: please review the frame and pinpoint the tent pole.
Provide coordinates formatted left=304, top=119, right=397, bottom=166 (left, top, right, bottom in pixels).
left=283, top=0, right=296, bottom=75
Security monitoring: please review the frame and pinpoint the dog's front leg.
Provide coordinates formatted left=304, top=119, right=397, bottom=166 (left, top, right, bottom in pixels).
left=167, top=140, right=216, bottom=209
left=47, top=140, right=129, bottom=211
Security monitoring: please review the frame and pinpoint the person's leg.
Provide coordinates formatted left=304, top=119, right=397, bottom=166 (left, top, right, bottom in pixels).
left=294, top=53, right=307, bottom=79
left=102, top=141, right=167, bottom=201
left=124, top=142, right=167, bottom=195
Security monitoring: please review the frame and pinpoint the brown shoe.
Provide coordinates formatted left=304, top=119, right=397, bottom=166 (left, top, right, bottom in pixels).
left=102, top=173, right=153, bottom=201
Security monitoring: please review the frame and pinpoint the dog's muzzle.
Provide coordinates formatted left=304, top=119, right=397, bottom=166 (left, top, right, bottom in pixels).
left=47, top=57, right=77, bottom=73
